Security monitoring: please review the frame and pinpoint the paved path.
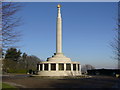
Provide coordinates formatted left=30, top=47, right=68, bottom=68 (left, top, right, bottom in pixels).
left=2, top=74, right=120, bottom=88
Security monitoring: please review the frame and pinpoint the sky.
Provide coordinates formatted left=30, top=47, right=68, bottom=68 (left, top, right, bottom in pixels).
left=3, top=0, right=119, bottom=2
left=14, top=2, right=118, bottom=69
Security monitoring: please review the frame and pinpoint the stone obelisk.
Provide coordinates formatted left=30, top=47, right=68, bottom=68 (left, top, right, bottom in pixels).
left=56, top=4, right=62, bottom=54
left=47, top=4, right=71, bottom=62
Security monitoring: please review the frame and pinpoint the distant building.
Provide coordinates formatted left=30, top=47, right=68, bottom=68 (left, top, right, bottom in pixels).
left=87, top=69, right=120, bottom=76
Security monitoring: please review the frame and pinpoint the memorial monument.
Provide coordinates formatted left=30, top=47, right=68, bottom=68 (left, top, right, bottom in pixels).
left=37, top=4, right=81, bottom=76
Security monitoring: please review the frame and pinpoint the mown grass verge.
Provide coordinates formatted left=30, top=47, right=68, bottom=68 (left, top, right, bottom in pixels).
left=2, top=82, right=18, bottom=90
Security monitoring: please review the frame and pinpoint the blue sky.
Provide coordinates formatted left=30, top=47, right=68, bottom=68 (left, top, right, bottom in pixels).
left=15, top=2, right=118, bottom=69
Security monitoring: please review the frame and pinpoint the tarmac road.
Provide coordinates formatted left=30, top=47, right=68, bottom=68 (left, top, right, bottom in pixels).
left=2, top=74, right=120, bottom=89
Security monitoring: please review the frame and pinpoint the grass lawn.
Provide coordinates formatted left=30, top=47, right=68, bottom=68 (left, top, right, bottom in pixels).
left=2, top=82, right=18, bottom=89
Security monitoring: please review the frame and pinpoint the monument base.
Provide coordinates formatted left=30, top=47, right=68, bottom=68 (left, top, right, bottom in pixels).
left=47, top=53, right=71, bottom=62
left=37, top=61, right=81, bottom=76
left=38, top=71, right=81, bottom=76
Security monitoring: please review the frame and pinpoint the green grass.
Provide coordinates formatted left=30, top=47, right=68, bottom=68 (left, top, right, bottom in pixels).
left=7, top=69, right=27, bottom=73
left=2, top=83, right=18, bottom=89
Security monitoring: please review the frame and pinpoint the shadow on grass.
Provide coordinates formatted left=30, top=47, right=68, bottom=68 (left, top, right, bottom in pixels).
left=2, top=83, right=18, bottom=90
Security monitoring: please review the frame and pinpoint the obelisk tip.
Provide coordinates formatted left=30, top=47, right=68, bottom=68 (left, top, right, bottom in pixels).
left=57, top=4, right=61, bottom=8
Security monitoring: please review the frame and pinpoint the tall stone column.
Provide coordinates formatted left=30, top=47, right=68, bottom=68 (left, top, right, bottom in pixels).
left=56, top=63, right=58, bottom=71
left=39, top=64, right=40, bottom=71
left=56, top=4, right=62, bottom=54
left=71, top=64, right=73, bottom=71
left=49, top=63, right=51, bottom=71
left=76, top=64, right=78, bottom=71
left=47, top=4, right=71, bottom=62
left=79, top=64, right=81, bottom=75
left=42, top=64, right=44, bottom=71
left=64, top=63, right=66, bottom=71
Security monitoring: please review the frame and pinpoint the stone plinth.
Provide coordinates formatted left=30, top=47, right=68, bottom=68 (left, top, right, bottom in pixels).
left=47, top=53, right=71, bottom=62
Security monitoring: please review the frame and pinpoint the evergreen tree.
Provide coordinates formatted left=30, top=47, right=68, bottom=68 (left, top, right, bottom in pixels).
left=22, top=53, right=27, bottom=60
left=3, top=48, right=41, bottom=73
left=5, top=48, right=22, bottom=61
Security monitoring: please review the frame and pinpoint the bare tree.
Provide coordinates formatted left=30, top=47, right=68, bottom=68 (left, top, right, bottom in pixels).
left=81, top=64, right=95, bottom=74
left=111, top=2, right=120, bottom=69
left=118, top=2, right=120, bottom=69
left=0, top=2, right=22, bottom=55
